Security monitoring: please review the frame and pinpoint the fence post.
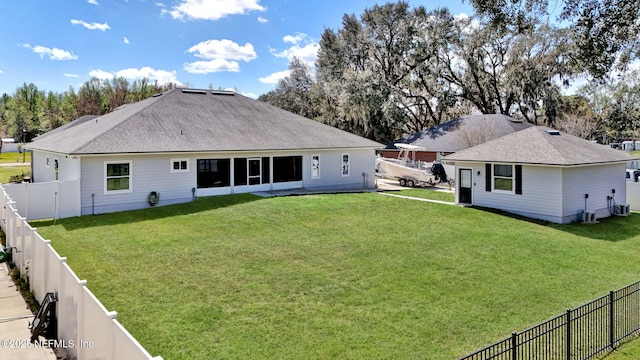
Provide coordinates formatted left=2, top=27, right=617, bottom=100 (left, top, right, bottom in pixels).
left=566, top=309, right=571, bottom=360
left=609, top=291, right=615, bottom=350
left=511, top=332, right=518, bottom=360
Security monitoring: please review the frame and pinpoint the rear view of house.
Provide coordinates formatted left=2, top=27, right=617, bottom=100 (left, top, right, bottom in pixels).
left=22, top=88, right=382, bottom=218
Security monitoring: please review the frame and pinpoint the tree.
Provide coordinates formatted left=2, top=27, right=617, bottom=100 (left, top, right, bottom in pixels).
left=60, top=87, right=78, bottom=124
left=4, top=83, right=43, bottom=140
left=42, top=91, right=63, bottom=132
left=440, top=17, right=571, bottom=125
left=258, top=57, right=317, bottom=119
left=0, top=93, right=10, bottom=139
left=77, top=78, right=103, bottom=116
left=467, top=0, right=640, bottom=79
left=313, top=2, right=467, bottom=142
left=554, top=95, right=599, bottom=139
left=577, top=70, right=640, bottom=143
left=101, top=77, right=130, bottom=113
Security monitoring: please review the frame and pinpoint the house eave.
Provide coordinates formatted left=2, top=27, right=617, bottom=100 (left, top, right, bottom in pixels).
left=443, top=159, right=633, bottom=168
left=51, top=145, right=382, bottom=158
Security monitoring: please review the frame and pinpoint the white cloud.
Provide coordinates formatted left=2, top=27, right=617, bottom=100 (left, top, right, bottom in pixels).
left=88, top=67, right=182, bottom=87
left=0, top=70, right=3, bottom=74
left=123, top=37, right=130, bottom=44
left=71, top=19, right=111, bottom=31
left=162, top=0, right=265, bottom=21
left=240, top=91, right=258, bottom=99
left=259, top=70, right=291, bottom=84
left=184, top=59, right=240, bottom=73
left=187, top=39, right=256, bottom=61
left=257, top=16, right=268, bottom=23
left=269, top=33, right=319, bottom=66
left=116, top=67, right=180, bottom=83
left=269, top=43, right=319, bottom=65
left=184, top=39, right=256, bottom=74
left=22, top=44, right=78, bottom=60
left=283, top=33, right=307, bottom=45
left=88, top=0, right=99, bottom=4
left=64, top=73, right=79, bottom=78
left=89, top=69, right=114, bottom=79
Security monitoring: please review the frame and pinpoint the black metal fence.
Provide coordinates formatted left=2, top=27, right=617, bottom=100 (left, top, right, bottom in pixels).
left=460, top=280, right=640, bottom=360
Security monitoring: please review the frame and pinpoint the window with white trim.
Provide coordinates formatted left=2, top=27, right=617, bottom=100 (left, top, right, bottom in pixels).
left=105, top=161, right=132, bottom=193
left=493, top=164, right=514, bottom=192
left=171, top=158, right=189, bottom=173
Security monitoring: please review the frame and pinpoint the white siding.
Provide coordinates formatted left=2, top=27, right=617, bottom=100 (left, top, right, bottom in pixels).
left=81, top=154, right=196, bottom=215
left=561, top=164, right=626, bottom=222
left=454, top=162, right=628, bottom=223
left=31, top=150, right=81, bottom=182
left=460, top=162, right=564, bottom=223
left=80, top=149, right=377, bottom=215
left=303, top=149, right=376, bottom=190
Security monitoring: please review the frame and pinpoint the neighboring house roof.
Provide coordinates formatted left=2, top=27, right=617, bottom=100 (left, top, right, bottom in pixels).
left=444, top=126, right=638, bottom=166
left=387, top=114, right=533, bottom=152
left=26, top=88, right=382, bottom=155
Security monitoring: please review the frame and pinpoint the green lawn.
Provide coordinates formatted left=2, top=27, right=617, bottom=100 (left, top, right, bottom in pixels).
left=0, top=151, right=31, bottom=163
left=394, top=188, right=455, bottom=202
left=0, top=151, right=32, bottom=183
left=604, top=338, right=640, bottom=359
left=0, top=166, right=30, bottom=183
left=32, top=193, right=640, bottom=360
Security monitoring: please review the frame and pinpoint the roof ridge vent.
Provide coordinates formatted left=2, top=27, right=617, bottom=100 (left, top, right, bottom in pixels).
left=545, top=129, right=561, bottom=135
left=211, top=90, right=235, bottom=96
left=181, top=88, right=208, bottom=95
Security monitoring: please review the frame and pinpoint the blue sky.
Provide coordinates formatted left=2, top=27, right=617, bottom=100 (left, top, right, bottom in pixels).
left=0, top=0, right=475, bottom=98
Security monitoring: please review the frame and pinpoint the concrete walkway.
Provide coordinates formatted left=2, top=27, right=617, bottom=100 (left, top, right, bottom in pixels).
left=0, top=162, right=30, bottom=167
left=0, top=264, right=56, bottom=360
left=378, top=191, right=462, bottom=206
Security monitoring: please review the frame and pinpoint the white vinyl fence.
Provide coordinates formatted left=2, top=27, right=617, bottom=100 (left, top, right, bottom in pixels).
left=0, top=185, right=163, bottom=360
left=3, top=180, right=81, bottom=220
left=628, top=181, right=640, bottom=211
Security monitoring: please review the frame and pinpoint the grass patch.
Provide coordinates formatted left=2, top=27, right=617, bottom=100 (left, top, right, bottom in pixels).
left=32, top=193, right=640, bottom=359
left=0, top=151, right=31, bottom=163
left=0, top=166, right=31, bottom=183
left=603, top=337, right=640, bottom=359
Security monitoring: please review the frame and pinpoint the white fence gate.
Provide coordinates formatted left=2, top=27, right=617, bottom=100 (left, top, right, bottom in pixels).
left=0, top=185, right=162, bottom=360
left=627, top=182, right=640, bottom=211
left=3, top=180, right=81, bottom=220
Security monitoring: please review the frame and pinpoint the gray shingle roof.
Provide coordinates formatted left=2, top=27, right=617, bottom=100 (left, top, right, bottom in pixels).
left=443, top=126, right=638, bottom=166
left=26, top=89, right=382, bottom=155
left=387, top=114, right=533, bottom=152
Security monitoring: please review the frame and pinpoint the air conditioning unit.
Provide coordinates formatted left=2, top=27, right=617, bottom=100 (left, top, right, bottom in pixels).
left=582, top=211, right=598, bottom=224
left=615, top=204, right=631, bottom=216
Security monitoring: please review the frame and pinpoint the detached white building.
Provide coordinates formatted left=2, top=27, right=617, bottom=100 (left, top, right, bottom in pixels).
left=23, top=88, right=382, bottom=217
left=444, top=127, right=638, bottom=224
